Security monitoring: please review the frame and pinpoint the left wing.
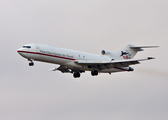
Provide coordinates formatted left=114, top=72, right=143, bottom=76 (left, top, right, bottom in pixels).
left=49, top=65, right=85, bottom=73
left=74, top=57, right=155, bottom=67
left=49, top=65, right=71, bottom=73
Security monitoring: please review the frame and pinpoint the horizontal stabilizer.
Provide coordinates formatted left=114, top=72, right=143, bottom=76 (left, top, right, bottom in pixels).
left=130, top=46, right=159, bottom=51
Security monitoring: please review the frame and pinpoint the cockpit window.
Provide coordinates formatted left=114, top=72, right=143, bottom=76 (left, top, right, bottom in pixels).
left=23, top=46, right=31, bottom=48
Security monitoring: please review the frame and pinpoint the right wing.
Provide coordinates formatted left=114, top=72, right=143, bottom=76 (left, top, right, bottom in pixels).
left=130, top=46, right=159, bottom=51
left=49, top=57, right=154, bottom=72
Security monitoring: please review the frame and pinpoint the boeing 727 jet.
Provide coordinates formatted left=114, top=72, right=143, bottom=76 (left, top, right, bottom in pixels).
left=17, top=44, right=158, bottom=78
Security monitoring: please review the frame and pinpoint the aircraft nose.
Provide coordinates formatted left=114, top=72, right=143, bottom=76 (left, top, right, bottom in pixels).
left=17, top=48, right=23, bottom=52
left=17, top=48, right=24, bottom=55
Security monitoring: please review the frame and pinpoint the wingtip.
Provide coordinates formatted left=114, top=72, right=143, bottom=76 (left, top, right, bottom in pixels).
left=48, top=67, right=57, bottom=71
left=148, top=57, right=155, bottom=59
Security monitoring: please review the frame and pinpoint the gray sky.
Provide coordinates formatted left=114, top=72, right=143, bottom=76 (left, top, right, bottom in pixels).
left=0, top=0, right=168, bottom=120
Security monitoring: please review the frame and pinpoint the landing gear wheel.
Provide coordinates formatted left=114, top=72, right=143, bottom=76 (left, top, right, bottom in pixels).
left=91, top=71, right=94, bottom=76
left=29, top=62, right=34, bottom=66
left=73, top=73, right=77, bottom=78
left=73, top=72, right=81, bottom=78
left=91, top=70, right=98, bottom=76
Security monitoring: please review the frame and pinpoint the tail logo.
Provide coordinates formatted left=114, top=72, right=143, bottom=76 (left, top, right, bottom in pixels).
left=120, top=51, right=131, bottom=59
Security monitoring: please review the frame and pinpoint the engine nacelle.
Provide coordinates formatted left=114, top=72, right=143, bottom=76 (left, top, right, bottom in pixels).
left=101, top=50, right=112, bottom=55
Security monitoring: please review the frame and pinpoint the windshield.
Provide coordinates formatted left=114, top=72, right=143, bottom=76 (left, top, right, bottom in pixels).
left=23, top=46, right=31, bottom=48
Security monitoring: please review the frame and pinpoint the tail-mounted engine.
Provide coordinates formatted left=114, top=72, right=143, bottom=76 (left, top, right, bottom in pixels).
left=101, top=50, right=112, bottom=55
left=101, top=50, right=117, bottom=58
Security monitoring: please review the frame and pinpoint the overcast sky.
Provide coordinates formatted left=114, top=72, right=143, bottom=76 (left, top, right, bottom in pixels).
left=0, top=0, right=168, bottom=120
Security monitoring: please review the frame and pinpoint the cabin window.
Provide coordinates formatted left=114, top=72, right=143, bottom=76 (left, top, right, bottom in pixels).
left=23, top=46, right=31, bottom=48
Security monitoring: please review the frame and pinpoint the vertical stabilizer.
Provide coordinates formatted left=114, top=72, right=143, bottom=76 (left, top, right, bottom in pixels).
left=117, top=44, right=137, bottom=59
left=116, top=44, right=158, bottom=60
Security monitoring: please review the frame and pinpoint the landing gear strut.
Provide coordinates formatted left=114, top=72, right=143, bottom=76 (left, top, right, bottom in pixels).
left=91, top=70, right=98, bottom=76
left=73, top=71, right=80, bottom=78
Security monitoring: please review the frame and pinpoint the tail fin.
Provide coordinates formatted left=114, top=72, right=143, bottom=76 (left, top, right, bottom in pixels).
left=116, top=44, right=158, bottom=59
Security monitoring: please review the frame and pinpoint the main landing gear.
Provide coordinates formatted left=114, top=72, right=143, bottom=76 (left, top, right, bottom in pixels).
left=91, top=70, right=98, bottom=76
left=73, top=71, right=81, bottom=78
left=73, top=70, right=99, bottom=78
left=28, top=60, right=34, bottom=66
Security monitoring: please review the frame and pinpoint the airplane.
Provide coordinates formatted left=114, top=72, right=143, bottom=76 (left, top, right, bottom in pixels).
left=17, top=44, right=158, bottom=78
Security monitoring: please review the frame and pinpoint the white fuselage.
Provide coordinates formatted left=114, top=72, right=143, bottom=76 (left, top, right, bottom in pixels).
left=17, top=44, right=128, bottom=73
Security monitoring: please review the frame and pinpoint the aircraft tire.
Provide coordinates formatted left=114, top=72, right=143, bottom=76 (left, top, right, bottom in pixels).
left=29, top=62, right=34, bottom=66
left=73, top=72, right=80, bottom=78
left=91, top=70, right=98, bottom=76
left=73, top=73, right=77, bottom=78
left=91, top=71, right=95, bottom=76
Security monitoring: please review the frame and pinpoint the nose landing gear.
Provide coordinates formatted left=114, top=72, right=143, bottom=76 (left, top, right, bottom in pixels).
left=29, top=62, right=34, bottom=66
left=28, top=59, right=34, bottom=66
